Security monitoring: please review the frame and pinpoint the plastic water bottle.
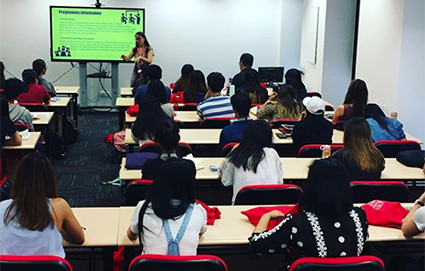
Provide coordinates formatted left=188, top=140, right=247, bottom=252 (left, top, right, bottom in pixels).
left=320, top=145, right=331, bottom=158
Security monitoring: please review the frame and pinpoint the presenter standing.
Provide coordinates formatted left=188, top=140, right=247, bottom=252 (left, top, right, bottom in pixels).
left=121, top=32, right=154, bottom=87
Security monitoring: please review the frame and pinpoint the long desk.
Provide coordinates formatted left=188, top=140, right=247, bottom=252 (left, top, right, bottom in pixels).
left=55, top=86, right=79, bottom=126
left=117, top=204, right=424, bottom=247
left=121, top=87, right=133, bottom=97
left=119, top=157, right=425, bottom=181
left=2, top=132, right=41, bottom=150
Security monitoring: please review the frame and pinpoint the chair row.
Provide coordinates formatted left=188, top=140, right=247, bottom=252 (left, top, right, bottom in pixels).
left=124, top=180, right=409, bottom=206
left=0, top=254, right=385, bottom=271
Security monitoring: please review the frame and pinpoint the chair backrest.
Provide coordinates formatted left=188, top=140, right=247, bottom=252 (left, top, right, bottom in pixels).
left=325, top=104, right=334, bottom=111
left=288, top=256, right=384, bottom=271
left=306, top=92, right=322, bottom=98
left=234, top=184, right=303, bottom=205
left=125, top=179, right=153, bottom=206
left=269, top=119, right=299, bottom=129
left=221, top=142, right=238, bottom=157
left=350, top=181, right=409, bottom=203
left=139, top=142, right=193, bottom=158
left=374, top=140, right=421, bottom=158
left=19, top=103, right=49, bottom=112
left=0, top=255, right=73, bottom=271
left=129, top=254, right=228, bottom=271
left=13, top=122, right=32, bottom=132
left=297, top=144, right=344, bottom=158
left=199, top=118, right=234, bottom=129
left=333, top=120, right=345, bottom=131
left=179, top=103, right=198, bottom=111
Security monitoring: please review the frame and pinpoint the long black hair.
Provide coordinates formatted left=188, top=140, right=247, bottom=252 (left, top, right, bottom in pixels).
left=137, top=158, right=196, bottom=249
left=238, top=69, right=266, bottom=104
left=134, top=31, right=150, bottom=48
left=276, top=84, right=301, bottom=116
left=0, top=61, right=5, bottom=89
left=184, top=70, right=206, bottom=103
left=154, top=120, right=180, bottom=153
left=363, top=103, right=393, bottom=134
left=343, top=79, right=368, bottom=118
left=131, top=95, right=170, bottom=141
left=285, top=68, right=307, bottom=101
left=299, top=158, right=353, bottom=218
left=228, top=120, right=273, bottom=173
left=147, top=79, right=167, bottom=104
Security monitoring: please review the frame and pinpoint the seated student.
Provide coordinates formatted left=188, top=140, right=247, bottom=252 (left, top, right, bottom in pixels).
left=183, top=70, right=207, bottom=104
left=3, top=78, right=33, bottom=130
left=220, top=120, right=283, bottom=204
left=146, top=80, right=174, bottom=118
left=0, top=61, right=5, bottom=89
left=256, top=84, right=302, bottom=122
left=216, top=92, right=253, bottom=156
left=232, top=53, right=254, bottom=91
left=249, top=158, right=368, bottom=264
left=332, top=79, right=368, bottom=123
left=127, top=158, right=207, bottom=255
left=32, top=59, right=56, bottom=97
left=0, top=93, right=22, bottom=150
left=292, top=96, right=333, bottom=151
left=237, top=68, right=268, bottom=104
left=285, top=68, right=307, bottom=101
left=0, top=153, right=85, bottom=256
left=142, top=120, right=181, bottom=181
left=402, top=191, right=425, bottom=236
left=333, top=117, right=385, bottom=181
left=173, top=64, right=194, bottom=93
left=363, top=103, right=406, bottom=142
left=134, top=65, right=171, bottom=103
left=197, top=72, right=234, bottom=119
left=18, top=69, right=51, bottom=105
left=131, top=95, right=171, bottom=146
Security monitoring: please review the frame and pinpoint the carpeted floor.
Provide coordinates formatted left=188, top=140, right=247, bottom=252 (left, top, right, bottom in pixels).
left=54, top=110, right=125, bottom=207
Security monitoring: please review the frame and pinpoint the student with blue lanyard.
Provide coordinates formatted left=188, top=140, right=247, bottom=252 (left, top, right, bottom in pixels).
left=127, top=158, right=207, bottom=255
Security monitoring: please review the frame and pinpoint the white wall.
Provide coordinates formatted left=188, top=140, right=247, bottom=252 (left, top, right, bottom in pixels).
left=280, top=0, right=303, bottom=70
left=356, top=0, right=425, bottom=142
left=397, top=0, right=425, bottom=143
left=0, top=0, right=284, bottom=91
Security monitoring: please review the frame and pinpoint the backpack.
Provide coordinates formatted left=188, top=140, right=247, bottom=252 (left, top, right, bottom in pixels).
left=396, top=150, right=425, bottom=168
left=169, top=92, right=185, bottom=104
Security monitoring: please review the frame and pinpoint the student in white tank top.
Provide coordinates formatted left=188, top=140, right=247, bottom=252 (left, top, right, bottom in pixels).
left=0, top=153, right=85, bottom=256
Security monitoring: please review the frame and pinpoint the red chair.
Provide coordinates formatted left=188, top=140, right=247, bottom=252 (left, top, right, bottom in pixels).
left=129, top=254, right=228, bottom=271
left=306, top=92, right=322, bottom=98
left=199, top=117, right=234, bottom=128
left=374, top=140, right=421, bottom=158
left=350, top=181, right=409, bottom=203
left=234, top=184, right=303, bottom=205
left=221, top=142, right=238, bottom=157
left=288, top=256, right=384, bottom=271
left=297, top=144, right=343, bottom=158
left=0, top=255, right=73, bottom=271
left=125, top=179, right=153, bottom=206
left=325, top=104, right=334, bottom=111
left=269, top=118, right=299, bottom=129
left=333, top=120, right=345, bottom=131
left=139, top=142, right=193, bottom=158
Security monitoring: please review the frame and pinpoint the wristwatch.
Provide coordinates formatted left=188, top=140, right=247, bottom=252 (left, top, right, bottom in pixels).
left=415, top=199, right=425, bottom=207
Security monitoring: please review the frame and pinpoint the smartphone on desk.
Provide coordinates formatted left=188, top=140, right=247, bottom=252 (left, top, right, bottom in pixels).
left=276, top=132, right=287, bottom=139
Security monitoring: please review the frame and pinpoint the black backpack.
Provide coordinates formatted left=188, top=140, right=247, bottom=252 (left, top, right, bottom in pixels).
left=396, top=150, right=425, bottom=168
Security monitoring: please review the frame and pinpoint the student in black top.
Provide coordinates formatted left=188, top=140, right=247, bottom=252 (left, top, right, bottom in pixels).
left=333, top=117, right=385, bottom=181
left=249, top=158, right=368, bottom=269
left=237, top=69, right=268, bottom=104
left=0, top=61, right=5, bottom=89
left=292, top=96, right=333, bottom=151
left=184, top=70, right=207, bottom=104
left=285, top=69, right=307, bottom=101
left=173, top=64, right=194, bottom=93
left=232, top=53, right=254, bottom=90
left=142, top=120, right=181, bottom=181
left=0, top=93, right=22, bottom=150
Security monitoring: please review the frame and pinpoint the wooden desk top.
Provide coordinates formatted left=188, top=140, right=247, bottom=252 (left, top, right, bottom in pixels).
left=119, top=157, right=425, bottom=181
left=66, top=207, right=120, bottom=247
left=49, top=97, right=71, bottom=107
left=116, top=97, right=134, bottom=107
left=31, top=112, right=55, bottom=126
left=2, top=132, right=41, bottom=150
left=124, top=128, right=344, bottom=145
left=121, top=87, right=133, bottom=96
left=118, top=204, right=424, bottom=247
left=55, top=86, right=80, bottom=95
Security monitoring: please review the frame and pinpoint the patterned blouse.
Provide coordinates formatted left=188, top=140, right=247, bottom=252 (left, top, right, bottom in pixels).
left=256, top=101, right=302, bottom=122
left=249, top=207, right=368, bottom=265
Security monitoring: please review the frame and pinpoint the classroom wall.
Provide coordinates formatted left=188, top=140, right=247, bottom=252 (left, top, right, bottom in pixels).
left=0, top=0, right=289, bottom=92
left=280, top=0, right=303, bottom=71
left=356, top=0, right=425, bottom=142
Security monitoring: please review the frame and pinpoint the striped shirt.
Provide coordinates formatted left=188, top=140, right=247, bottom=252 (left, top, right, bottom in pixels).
left=197, top=95, right=235, bottom=119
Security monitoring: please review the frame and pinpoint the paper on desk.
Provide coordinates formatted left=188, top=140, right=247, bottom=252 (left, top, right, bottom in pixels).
left=18, top=130, right=30, bottom=140
left=183, top=154, right=203, bottom=170
left=250, top=107, right=258, bottom=115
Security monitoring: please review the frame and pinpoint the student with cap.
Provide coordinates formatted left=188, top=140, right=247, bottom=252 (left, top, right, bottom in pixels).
left=3, top=78, right=33, bottom=130
left=292, top=96, right=333, bottom=151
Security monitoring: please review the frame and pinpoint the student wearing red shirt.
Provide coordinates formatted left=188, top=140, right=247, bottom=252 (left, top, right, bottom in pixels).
left=18, top=69, right=50, bottom=105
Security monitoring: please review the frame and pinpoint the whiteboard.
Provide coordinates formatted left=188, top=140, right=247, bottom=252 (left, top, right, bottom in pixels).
left=305, top=6, right=319, bottom=64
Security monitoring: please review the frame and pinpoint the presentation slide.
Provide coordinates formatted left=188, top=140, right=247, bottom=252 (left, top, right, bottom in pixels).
left=50, top=6, right=145, bottom=62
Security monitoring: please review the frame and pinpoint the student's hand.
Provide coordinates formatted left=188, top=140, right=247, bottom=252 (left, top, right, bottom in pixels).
left=418, top=191, right=425, bottom=202
left=134, top=56, right=142, bottom=63
left=121, top=55, right=126, bottom=60
left=265, top=210, right=285, bottom=219
left=268, top=92, right=278, bottom=101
